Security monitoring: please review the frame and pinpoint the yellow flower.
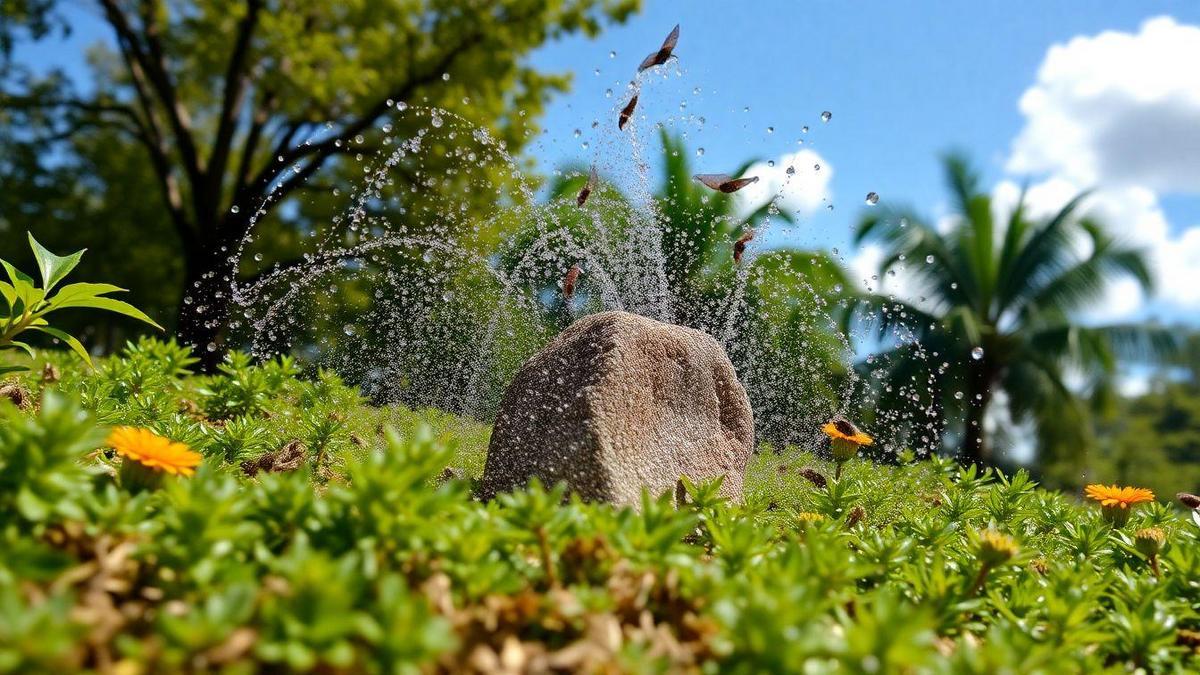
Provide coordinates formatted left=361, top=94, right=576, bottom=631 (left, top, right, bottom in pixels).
left=1085, top=484, right=1155, bottom=509
left=821, top=418, right=874, bottom=446
left=822, top=417, right=874, bottom=473
left=796, top=512, right=826, bottom=527
left=107, top=427, right=202, bottom=477
left=1134, top=527, right=1166, bottom=558
left=975, top=529, right=1018, bottom=567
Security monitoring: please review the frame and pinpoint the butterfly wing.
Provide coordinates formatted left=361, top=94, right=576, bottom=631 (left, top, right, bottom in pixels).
left=576, top=167, right=597, bottom=207
left=618, top=95, right=638, bottom=130
left=720, top=176, right=759, bottom=193
left=563, top=264, right=581, bottom=300
left=637, top=51, right=661, bottom=72
left=661, top=24, right=680, bottom=54
left=693, top=173, right=732, bottom=190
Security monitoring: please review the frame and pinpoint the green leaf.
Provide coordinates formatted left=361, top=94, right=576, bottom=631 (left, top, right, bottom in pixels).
left=2, top=340, right=36, bottom=358
left=45, top=295, right=163, bottom=330
left=0, top=280, right=15, bottom=312
left=45, top=282, right=126, bottom=311
left=0, top=259, right=45, bottom=312
left=28, top=232, right=85, bottom=293
left=0, top=364, right=29, bottom=376
left=28, top=325, right=93, bottom=368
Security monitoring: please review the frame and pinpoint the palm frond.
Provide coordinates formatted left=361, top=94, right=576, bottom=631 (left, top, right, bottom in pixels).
left=995, top=191, right=1091, bottom=313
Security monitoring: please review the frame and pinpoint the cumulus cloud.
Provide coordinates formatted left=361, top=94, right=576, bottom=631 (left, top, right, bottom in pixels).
left=735, top=148, right=832, bottom=218
left=1002, top=16, right=1200, bottom=317
left=1008, top=16, right=1200, bottom=192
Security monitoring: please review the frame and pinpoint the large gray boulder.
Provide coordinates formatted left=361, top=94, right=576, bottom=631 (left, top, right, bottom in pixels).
left=480, top=311, right=755, bottom=505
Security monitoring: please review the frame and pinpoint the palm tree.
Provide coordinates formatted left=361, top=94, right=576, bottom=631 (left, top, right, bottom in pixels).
left=852, top=154, right=1172, bottom=467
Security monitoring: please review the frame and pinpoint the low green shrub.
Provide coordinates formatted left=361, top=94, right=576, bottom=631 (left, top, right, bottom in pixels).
left=1, top=343, right=1198, bottom=672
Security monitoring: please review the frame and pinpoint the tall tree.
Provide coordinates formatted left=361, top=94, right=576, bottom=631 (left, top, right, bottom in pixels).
left=0, top=0, right=638, bottom=367
left=851, top=154, right=1172, bottom=466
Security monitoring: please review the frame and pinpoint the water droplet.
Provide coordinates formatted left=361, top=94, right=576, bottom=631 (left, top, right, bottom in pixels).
left=573, top=128, right=581, bottom=138
left=814, top=163, right=821, bottom=171
left=820, top=111, right=832, bottom=122
left=801, top=125, right=809, bottom=133
left=925, top=255, right=935, bottom=264
left=441, top=72, right=450, bottom=81
left=696, top=147, right=705, bottom=157
left=230, top=205, right=240, bottom=214
left=609, top=50, right=616, bottom=59
left=865, top=192, right=879, bottom=205
left=786, top=165, right=796, bottom=175
left=253, top=253, right=263, bottom=262
left=766, top=126, right=774, bottom=134
left=954, top=391, right=964, bottom=400
left=971, top=347, right=984, bottom=360
left=343, top=324, right=357, bottom=336
left=206, top=342, right=217, bottom=352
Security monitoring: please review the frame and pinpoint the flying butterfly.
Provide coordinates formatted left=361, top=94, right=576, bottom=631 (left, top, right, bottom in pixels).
left=576, top=166, right=598, bottom=207
left=562, top=264, right=581, bottom=301
left=618, top=94, right=638, bottom=130
left=638, top=24, right=681, bottom=72
left=733, top=229, right=755, bottom=264
left=694, top=173, right=759, bottom=193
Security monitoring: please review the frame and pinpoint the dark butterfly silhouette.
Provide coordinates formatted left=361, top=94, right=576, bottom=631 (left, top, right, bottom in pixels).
left=694, top=173, right=759, bottom=193
left=830, top=415, right=864, bottom=438
left=618, top=94, right=638, bottom=130
left=733, top=230, right=755, bottom=263
left=562, top=264, right=581, bottom=301
left=638, top=24, right=680, bottom=72
left=576, top=166, right=598, bottom=207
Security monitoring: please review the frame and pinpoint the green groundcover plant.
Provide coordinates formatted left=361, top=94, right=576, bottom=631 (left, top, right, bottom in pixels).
left=2, top=343, right=1200, bottom=673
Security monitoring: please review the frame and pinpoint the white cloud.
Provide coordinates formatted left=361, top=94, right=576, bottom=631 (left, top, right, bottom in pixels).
left=736, top=149, right=832, bottom=218
left=1008, top=16, right=1200, bottom=192
left=1002, top=16, right=1200, bottom=318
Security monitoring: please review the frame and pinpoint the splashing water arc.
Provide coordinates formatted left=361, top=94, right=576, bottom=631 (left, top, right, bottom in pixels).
left=224, top=31, right=917, bottom=453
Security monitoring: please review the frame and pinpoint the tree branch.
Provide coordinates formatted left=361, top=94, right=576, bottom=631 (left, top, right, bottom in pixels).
left=207, top=0, right=263, bottom=215
left=240, top=30, right=487, bottom=212
left=97, top=0, right=204, bottom=198
left=232, top=91, right=275, bottom=205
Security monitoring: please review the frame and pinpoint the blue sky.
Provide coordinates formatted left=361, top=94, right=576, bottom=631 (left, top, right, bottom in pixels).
left=16, top=1, right=1200, bottom=328
left=523, top=1, right=1200, bottom=331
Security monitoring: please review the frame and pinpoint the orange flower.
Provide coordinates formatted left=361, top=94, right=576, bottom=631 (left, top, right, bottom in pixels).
left=107, top=427, right=202, bottom=476
left=1084, top=484, right=1155, bottom=509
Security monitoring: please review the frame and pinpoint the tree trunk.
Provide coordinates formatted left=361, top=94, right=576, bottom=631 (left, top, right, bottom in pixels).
left=960, top=359, right=995, bottom=466
left=176, top=240, right=237, bottom=372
